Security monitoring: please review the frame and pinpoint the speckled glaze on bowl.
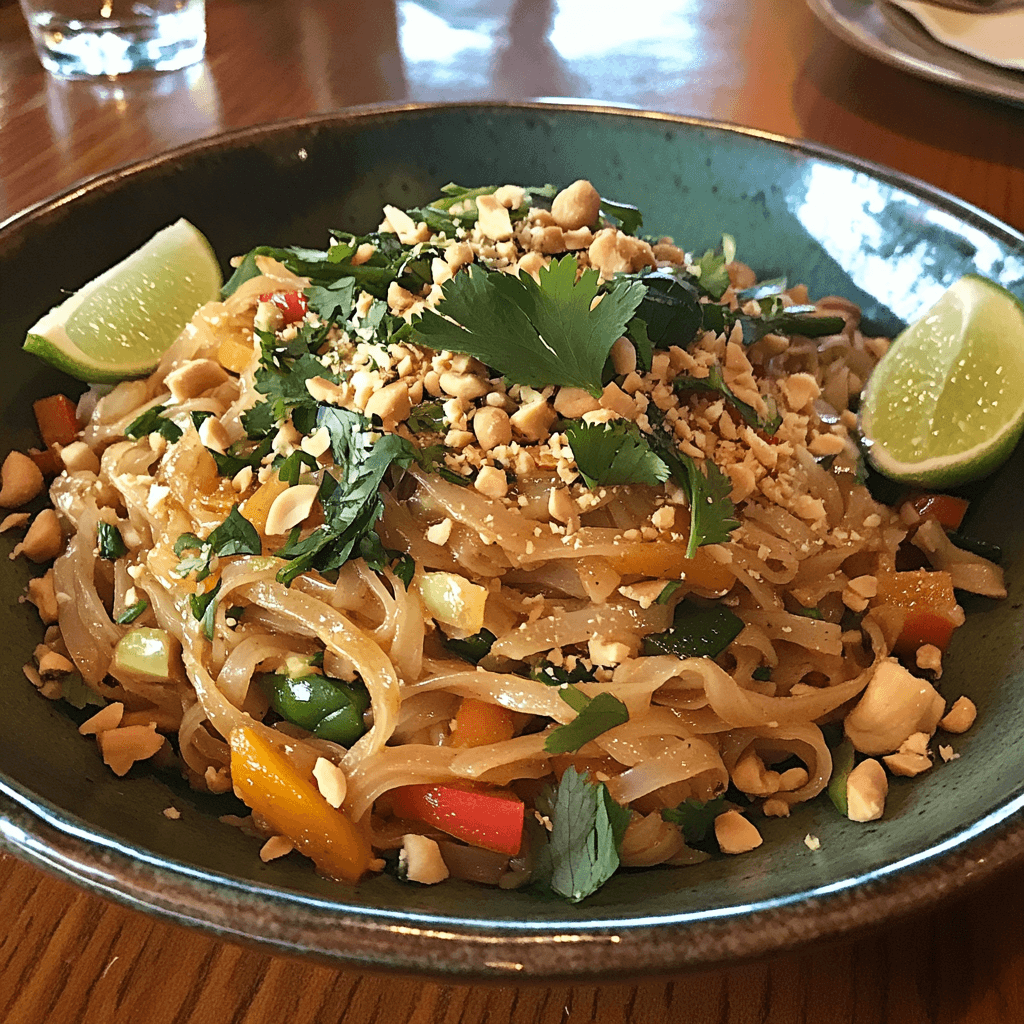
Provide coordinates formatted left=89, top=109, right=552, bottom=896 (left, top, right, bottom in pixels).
left=2, top=103, right=1023, bottom=981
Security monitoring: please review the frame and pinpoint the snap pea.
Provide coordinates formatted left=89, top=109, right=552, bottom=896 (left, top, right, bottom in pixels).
left=258, top=672, right=371, bottom=747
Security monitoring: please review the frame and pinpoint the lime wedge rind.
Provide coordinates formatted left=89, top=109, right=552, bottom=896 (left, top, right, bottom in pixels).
left=22, top=219, right=222, bottom=384
left=861, top=274, right=1024, bottom=488
left=23, top=330, right=159, bottom=384
left=865, top=413, right=1024, bottom=488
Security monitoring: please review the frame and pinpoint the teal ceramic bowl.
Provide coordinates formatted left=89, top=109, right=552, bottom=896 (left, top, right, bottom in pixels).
left=2, top=103, right=1023, bottom=980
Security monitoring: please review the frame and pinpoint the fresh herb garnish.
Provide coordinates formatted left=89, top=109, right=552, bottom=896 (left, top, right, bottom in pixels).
left=689, top=238, right=734, bottom=301
left=529, top=660, right=597, bottom=686
left=642, top=598, right=744, bottom=658
left=544, top=688, right=630, bottom=754
left=564, top=420, right=671, bottom=488
left=700, top=302, right=845, bottom=347
left=173, top=506, right=262, bottom=581
left=60, top=674, right=106, bottom=710
left=272, top=408, right=423, bottom=586
left=674, top=364, right=782, bottom=436
left=116, top=599, right=148, bottom=625
left=442, top=628, right=497, bottom=664
left=190, top=579, right=222, bottom=640
left=647, top=419, right=739, bottom=557
left=599, top=197, right=643, bottom=236
left=827, top=738, right=856, bottom=816
left=244, top=352, right=338, bottom=438
left=533, top=767, right=630, bottom=903
left=407, top=400, right=446, bottom=434
left=656, top=580, right=684, bottom=605
left=661, top=794, right=729, bottom=848
left=413, top=255, right=646, bottom=395
left=125, top=406, right=182, bottom=443
left=97, top=521, right=127, bottom=560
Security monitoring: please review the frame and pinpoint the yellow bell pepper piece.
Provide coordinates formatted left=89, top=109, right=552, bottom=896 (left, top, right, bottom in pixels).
left=217, top=332, right=256, bottom=374
left=228, top=725, right=371, bottom=883
left=240, top=474, right=289, bottom=535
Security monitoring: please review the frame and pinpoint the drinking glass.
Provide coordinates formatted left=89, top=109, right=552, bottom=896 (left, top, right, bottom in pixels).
left=18, top=0, right=206, bottom=78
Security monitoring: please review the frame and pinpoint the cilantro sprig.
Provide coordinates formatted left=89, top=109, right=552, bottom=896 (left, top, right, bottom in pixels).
left=413, top=256, right=646, bottom=396
left=533, top=767, right=630, bottom=903
left=661, top=794, right=729, bottom=850
left=544, top=687, right=630, bottom=754
left=173, top=506, right=262, bottom=582
left=125, top=406, right=182, bottom=443
left=674, top=364, right=782, bottom=436
left=564, top=414, right=738, bottom=556
left=563, top=421, right=670, bottom=488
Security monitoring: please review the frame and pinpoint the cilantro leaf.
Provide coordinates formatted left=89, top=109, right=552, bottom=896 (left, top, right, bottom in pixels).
left=642, top=598, right=744, bottom=658
left=206, top=506, right=262, bottom=558
left=116, top=599, right=148, bottom=625
left=828, top=738, right=856, bottom=816
left=544, top=688, right=629, bottom=754
left=407, top=400, right=446, bottom=434
left=190, top=580, right=222, bottom=640
left=599, top=196, right=643, bottom=236
left=442, top=628, right=497, bottom=664
left=304, top=277, right=356, bottom=325
left=173, top=507, right=261, bottom=581
left=623, top=271, right=704, bottom=350
left=250, top=352, right=336, bottom=429
left=208, top=435, right=273, bottom=478
left=661, top=794, right=728, bottom=848
left=529, top=661, right=597, bottom=687
left=534, top=767, right=630, bottom=902
left=682, top=455, right=740, bottom=555
left=97, top=522, right=127, bottom=560
left=389, top=551, right=416, bottom=589
left=413, top=256, right=646, bottom=396
left=220, top=249, right=262, bottom=298
left=691, top=242, right=732, bottom=300
left=674, top=364, right=782, bottom=436
left=60, top=674, right=106, bottom=710
left=643, top=414, right=739, bottom=557
left=273, top=408, right=420, bottom=585
left=700, top=301, right=845, bottom=347
left=564, top=421, right=670, bottom=488
left=125, top=406, right=182, bottom=443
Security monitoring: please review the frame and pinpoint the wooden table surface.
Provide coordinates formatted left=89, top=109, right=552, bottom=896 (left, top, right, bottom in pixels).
left=2, top=1, right=1024, bottom=1021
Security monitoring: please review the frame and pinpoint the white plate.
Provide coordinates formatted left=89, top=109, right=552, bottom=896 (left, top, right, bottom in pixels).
left=807, top=0, right=1024, bottom=107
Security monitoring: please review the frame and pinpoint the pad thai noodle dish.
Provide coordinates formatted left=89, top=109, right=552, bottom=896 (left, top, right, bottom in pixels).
left=5, top=180, right=1007, bottom=900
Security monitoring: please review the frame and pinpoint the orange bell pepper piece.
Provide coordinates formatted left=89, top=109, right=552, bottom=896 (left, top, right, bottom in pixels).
left=228, top=725, right=371, bottom=883
left=451, top=698, right=515, bottom=748
left=33, top=394, right=80, bottom=447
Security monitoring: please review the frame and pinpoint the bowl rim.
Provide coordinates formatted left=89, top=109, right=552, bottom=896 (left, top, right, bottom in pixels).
left=2, top=99, right=1024, bottom=980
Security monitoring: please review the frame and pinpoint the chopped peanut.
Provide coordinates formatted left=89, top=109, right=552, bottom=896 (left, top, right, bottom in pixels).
left=714, top=810, right=763, bottom=854
left=939, top=696, right=977, bottom=734
left=846, top=759, right=888, bottom=822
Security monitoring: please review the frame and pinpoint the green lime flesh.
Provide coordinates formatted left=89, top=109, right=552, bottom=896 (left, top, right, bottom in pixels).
left=22, top=219, right=222, bottom=383
left=861, top=274, right=1024, bottom=487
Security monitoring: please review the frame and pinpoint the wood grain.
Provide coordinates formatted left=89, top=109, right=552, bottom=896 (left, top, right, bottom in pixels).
left=2, top=1, right=1024, bottom=1020
left=6, top=849, right=1024, bottom=1024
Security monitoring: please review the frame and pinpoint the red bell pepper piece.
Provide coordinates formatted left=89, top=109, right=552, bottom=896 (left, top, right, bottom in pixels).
left=893, top=611, right=957, bottom=658
left=259, top=290, right=308, bottom=325
left=33, top=394, right=80, bottom=448
left=907, top=493, right=969, bottom=531
left=389, top=783, right=525, bottom=856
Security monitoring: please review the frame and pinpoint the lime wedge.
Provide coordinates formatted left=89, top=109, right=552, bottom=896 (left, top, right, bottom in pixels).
left=861, top=274, right=1024, bottom=488
left=23, top=219, right=222, bottom=384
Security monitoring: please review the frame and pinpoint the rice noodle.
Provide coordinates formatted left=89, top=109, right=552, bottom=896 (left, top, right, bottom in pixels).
left=22, top=184, right=1006, bottom=896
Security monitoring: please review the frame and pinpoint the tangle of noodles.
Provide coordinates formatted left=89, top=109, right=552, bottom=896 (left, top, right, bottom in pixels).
left=18, top=180, right=1006, bottom=897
